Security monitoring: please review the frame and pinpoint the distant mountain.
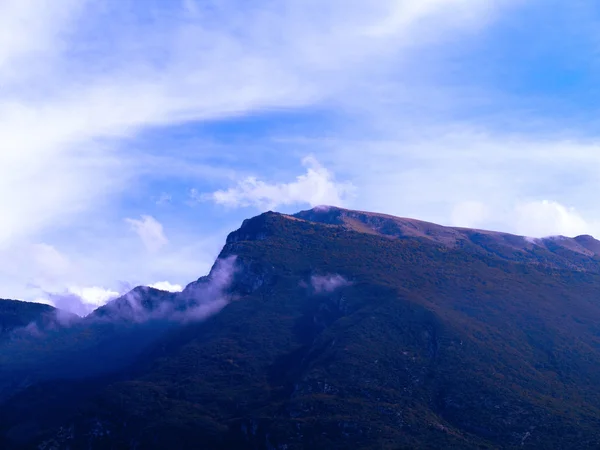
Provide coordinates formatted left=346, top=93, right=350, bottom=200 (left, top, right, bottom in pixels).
left=3, top=207, right=600, bottom=449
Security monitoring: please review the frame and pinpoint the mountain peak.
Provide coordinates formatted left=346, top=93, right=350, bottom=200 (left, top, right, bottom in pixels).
left=225, top=210, right=283, bottom=244
left=571, top=234, right=600, bottom=255
left=91, top=286, right=177, bottom=321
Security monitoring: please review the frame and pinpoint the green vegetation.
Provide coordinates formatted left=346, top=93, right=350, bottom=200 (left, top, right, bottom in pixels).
left=3, top=210, right=600, bottom=448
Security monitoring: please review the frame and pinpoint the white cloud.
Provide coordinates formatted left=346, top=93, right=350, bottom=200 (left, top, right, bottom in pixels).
left=68, top=286, right=120, bottom=307
left=207, top=156, right=356, bottom=210
left=451, top=201, right=491, bottom=229
left=513, top=200, right=591, bottom=238
left=42, top=285, right=120, bottom=316
left=125, top=215, right=169, bottom=253
left=148, top=281, right=183, bottom=292
left=305, top=128, right=600, bottom=238
left=450, top=198, right=595, bottom=238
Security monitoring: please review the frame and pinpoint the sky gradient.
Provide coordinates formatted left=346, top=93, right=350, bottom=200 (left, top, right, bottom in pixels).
left=3, top=0, right=600, bottom=312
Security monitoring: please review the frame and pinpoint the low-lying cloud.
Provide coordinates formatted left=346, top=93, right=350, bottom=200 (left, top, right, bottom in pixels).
left=37, top=281, right=184, bottom=318
left=93, top=255, right=238, bottom=324
left=176, top=255, right=238, bottom=322
left=43, top=286, right=120, bottom=317
left=7, top=256, right=239, bottom=344
left=309, top=274, right=351, bottom=294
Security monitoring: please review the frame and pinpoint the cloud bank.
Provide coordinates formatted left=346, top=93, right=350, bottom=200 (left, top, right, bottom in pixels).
left=450, top=199, right=594, bottom=238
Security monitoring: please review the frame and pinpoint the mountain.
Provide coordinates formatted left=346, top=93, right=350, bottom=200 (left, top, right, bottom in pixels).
left=0, top=299, right=66, bottom=342
left=0, top=288, right=182, bottom=394
left=294, top=206, right=600, bottom=269
left=3, top=207, right=600, bottom=449
left=0, top=299, right=82, bottom=347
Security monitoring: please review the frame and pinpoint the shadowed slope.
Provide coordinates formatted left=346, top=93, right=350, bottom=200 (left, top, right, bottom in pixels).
left=0, top=300, right=56, bottom=337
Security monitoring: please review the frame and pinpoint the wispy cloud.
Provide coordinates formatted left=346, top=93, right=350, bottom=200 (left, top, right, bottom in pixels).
left=176, top=255, right=238, bottom=322
left=154, top=193, right=172, bottom=206
left=32, top=256, right=236, bottom=319
left=98, top=256, right=238, bottom=323
left=125, top=215, right=169, bottom=253
left=30, top=243, right=72, bottom=279
left=309, top=274, right=351, bottom=294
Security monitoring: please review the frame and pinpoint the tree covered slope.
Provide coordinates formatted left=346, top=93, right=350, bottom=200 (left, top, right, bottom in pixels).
left=3, top=208, right=600, bottom=449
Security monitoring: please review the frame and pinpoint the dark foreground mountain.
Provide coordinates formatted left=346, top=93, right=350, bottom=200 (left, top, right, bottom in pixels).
left=3, top=207, right=600, bottom=449
left=0, top=300, right=56, bottom=339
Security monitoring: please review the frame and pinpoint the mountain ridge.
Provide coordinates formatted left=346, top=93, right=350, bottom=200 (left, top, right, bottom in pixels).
left=294, top=206, right=600, bottom=256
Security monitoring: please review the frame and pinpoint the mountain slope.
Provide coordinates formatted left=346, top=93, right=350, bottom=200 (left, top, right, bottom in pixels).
left=0, top=300, right=57, bottom=339
left=294, top=206, right=600, bottom=268
left=3, top=208, right=600, bottom=449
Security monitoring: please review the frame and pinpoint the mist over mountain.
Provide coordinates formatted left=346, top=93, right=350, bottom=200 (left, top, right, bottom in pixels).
left=3, top=207, right=600, bottom=449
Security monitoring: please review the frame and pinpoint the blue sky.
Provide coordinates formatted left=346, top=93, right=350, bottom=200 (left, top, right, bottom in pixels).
left=3, top=0, right=600, bottom=311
